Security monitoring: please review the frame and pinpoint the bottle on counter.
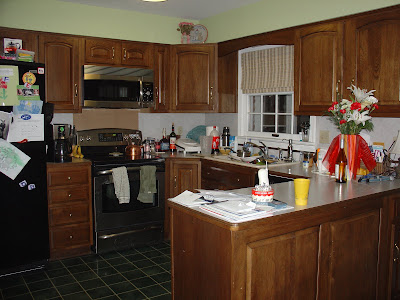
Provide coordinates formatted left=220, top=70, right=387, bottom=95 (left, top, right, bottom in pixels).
left=169, top=123, right=177, bottom=153
left=160, top=128, right=169, bottom=151
left=221, top=126, right=230, bottom=147
left=210, top=126, right=220, bottom=154
left=335, top=134, right=347, bottom=183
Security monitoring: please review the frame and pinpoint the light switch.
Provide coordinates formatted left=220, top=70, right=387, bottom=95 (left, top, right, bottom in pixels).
left=319, top=130, right=330, bottom=144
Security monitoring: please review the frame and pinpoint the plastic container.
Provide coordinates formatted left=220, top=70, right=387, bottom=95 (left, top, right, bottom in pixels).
left=252, top=184, right=274, bottom=203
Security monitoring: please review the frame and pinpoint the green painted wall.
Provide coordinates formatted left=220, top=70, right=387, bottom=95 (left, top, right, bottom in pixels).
left=202, top=0, right=400, bottom=43
left=0, top=0, right=194, bottom=44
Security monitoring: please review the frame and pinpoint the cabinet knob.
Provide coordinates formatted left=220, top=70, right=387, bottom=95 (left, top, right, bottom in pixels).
left=69, top=213, right=72, bottom=217
left=69, top=235, right=73, bottom=239
left=67, top=176, right=71, bottom=180
left=68, top=194, right=72, bottom=197
left=237, top=178, right=240, bottom=182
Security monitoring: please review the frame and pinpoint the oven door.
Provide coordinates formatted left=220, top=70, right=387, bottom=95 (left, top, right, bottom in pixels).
left=93, top=165, right=165, bottom=252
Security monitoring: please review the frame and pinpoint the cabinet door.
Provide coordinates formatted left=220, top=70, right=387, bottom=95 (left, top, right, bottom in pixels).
left=85, top=38, right=121, bottom=65
left=318, top=210, right=380, bottom=300
left=294, top=22, right=344, bottom=115
left=170, top=159, right=201, bottom=198
left=39, top=34, right=82, bottom=112
left=0, top=27, right=38, bottom=62
left=246, top=227, right=319, bottom=299
left=171, top=44, right=217, bottom=112
left=153, top=44, right=170, bottom=112
left=344, top=9, right=400, bottom=117
left=218, top=51, right=238, bottom=113
left=121, top=41, right=153, bottom=68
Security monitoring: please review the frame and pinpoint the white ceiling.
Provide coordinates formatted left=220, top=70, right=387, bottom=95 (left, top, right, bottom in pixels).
left=60, top=0, right=262, bottom=20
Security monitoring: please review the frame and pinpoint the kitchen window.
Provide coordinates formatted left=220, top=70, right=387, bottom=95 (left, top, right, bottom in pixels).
left=238, top=45, right=314, bottom=143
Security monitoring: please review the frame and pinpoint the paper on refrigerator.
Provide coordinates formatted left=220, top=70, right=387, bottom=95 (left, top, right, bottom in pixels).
left=0, top=139, right=30, bottom=180
left=7, top=114, right=44, bottom=142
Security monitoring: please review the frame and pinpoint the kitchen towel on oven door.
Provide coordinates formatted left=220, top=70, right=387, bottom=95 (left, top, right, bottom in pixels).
left=138, top=165, right=157, bottom=203
left=111, top=166, right=130, bottom=204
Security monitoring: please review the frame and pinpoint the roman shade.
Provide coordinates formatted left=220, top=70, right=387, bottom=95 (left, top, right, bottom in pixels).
left=241, top=45, right=294, bottom=94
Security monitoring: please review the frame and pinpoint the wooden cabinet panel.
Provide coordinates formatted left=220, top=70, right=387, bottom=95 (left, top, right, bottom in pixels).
left=294, top=22, right=344, bottom=115
left=201, top=159, right=257, bottom=190
left=218, top=51, right=238, bottom=113
left=318, top=210, right=380, bottom=299
left=47, top=162, right=92, bottom=260
left=171, top=44, right=217, bottom=112
left=153, top=44, right=170, bottom=112
left=246, top=227, right=319, bottom=300
left=39, top=33, right=82, bottom=112
left=49, top=203, right=90, bottom=226
left=344, top=9, right=400, bottom=117
left=47, top=168, right=89, bottom=187
left=122, top=41, right=153, bottom=68
left=48, top=186, right=89, bottom=205
left=0, top=27, right=38, bottom=61
left=85, top=38, right=121, bottom=65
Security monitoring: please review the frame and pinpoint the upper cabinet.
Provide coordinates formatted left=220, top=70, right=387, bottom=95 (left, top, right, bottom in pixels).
left=294, top=21, right=344, bottom=115
left=39, top=33, right=83, bottom=113
left=343, top=8, right=400, bottom=117
left=170, top=44, right=218, bottom=112
left=85, top=38, right=154, bottom=68
left=0, top=27, right=38, bottom=62
left=295, top=7, right=400, bottom=117
left=153, top=44, right=170, bottom=112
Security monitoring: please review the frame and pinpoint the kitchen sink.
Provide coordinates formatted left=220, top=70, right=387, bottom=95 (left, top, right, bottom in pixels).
left=199, top=154, right=300, bottom=168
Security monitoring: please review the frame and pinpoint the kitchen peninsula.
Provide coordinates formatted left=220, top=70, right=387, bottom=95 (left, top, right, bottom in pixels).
left=168, top=162, right=400, bottom=299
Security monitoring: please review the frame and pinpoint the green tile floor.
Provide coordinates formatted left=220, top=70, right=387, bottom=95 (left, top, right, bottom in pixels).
left=0, top=242, right=171, bottom=300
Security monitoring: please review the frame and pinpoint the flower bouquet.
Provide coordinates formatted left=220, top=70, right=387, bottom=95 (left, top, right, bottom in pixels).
left=323, top=85, right=378, bottom=179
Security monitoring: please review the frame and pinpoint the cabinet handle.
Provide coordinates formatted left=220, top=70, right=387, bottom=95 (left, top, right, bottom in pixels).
left=155, top=87, right=160, bottom=104
left=174, top=176, right=177, bottom=189
left=74, top=84, right=78, bottom=98
left=69, top=213, right=72, bottom=217
left=210, top=86, right=213, bottom=101
left=112, top=47, right=115, bottom=59
left=123, top=48, right=127, bottom=60
left=336, top=79, right=341, bottom=101
left=69, top=235, right=73, bottom=239
left=351, top=78, right=355, bottom=85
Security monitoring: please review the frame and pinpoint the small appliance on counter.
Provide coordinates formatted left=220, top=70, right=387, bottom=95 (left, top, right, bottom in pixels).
left=52, top=124, right=72, bottom=162
left=176, top=138, right=201, bottom=154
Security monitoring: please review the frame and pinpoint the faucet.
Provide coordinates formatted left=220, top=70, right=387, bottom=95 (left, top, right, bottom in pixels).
left=283, top=139, right=294, bottom=161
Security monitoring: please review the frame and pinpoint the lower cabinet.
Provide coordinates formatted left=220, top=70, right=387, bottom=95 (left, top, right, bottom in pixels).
left=170, top=198, right=389, bottom=299
left=164, top=157, right=201, bottom=239
left=47, top=161, right=92, bottom=260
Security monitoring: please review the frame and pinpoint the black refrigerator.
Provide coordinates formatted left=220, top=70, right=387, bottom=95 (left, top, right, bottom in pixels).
left=0, top=59, right=49, bottom=276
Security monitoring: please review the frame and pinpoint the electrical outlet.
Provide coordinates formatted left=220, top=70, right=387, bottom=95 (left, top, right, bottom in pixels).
left=177, top=126, right=183, bottom=136
left=319, top=130, right=330, bottom=144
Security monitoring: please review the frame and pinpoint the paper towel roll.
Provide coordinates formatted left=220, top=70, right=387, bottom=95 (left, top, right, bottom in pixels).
left=258, top=168, right=269, bottom=186
left=206, top=126, right=219, bottom=136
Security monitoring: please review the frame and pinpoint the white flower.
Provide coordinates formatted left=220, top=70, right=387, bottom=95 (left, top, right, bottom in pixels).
left=348, top=84, right=376, bottom=101
left=348, top=110, right=372, bottom=125
left=340, top=99, right=352, bottom=109
left=360, top=96, right=378, bottom=109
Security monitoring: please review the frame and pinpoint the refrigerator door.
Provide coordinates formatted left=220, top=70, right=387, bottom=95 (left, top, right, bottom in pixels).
left=0, top=142, right=49, bottom=274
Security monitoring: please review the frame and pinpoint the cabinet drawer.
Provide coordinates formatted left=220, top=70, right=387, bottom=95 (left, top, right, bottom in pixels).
left=49, top=203, right=90, bottom=226
left=201, top=164, right=255, bottom=190
left=48, top=185, right=89, bottom=205
left=48, top=169, right=89, bottom=187
left=50, top=223, right=91, bottom=250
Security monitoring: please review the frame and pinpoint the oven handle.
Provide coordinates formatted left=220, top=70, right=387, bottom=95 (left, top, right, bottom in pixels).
left=95, top=165, right=164, bottom=176
left=98, top=225, right=163, bottom=239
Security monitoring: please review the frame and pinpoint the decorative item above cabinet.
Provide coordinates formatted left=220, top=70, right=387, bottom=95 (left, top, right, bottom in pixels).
left=85, top=38, right=154, bottom=68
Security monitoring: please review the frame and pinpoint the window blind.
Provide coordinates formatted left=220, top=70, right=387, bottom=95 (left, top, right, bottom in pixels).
left=241, top=45, right=294, bottom=94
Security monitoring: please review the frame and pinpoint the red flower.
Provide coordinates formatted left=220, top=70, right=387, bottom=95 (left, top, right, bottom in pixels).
left=373, top=104, right=379, bottom=109
left=339, top=120, right=346, bottom=124
left=350, top=102, right=361, bottom=111
left=332, top=101, right=338, bottom=106
left=328, top=106, right=334, bottom=111
left=340, top=109, right=346, bottom=114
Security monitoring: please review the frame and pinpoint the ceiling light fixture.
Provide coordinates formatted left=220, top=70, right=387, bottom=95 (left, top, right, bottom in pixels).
left=142, top=0, right=167, bottom=2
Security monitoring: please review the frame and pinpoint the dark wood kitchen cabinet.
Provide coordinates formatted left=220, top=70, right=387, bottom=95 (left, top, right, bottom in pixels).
left=343, top=8, right=400, bottom=117
left=201, top=159, right=258, bottom=190
left=153, top=44, right=170, bottom=112
left=294, top=21, right=344, bottom=115
left=170, top=44, right=218, bottom=112
left=47, top=161, right=92, bottom=260
left=0, top=27, right=38, bottom=62
left=39, top=33, right=83, bottom=113
left=164, top=157, right=201, bottom=239
left=85, top=38, right=154, bottom=68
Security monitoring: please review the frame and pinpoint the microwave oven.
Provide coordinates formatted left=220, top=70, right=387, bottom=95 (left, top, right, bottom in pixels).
left=83, top=65, right=154, bottom=109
